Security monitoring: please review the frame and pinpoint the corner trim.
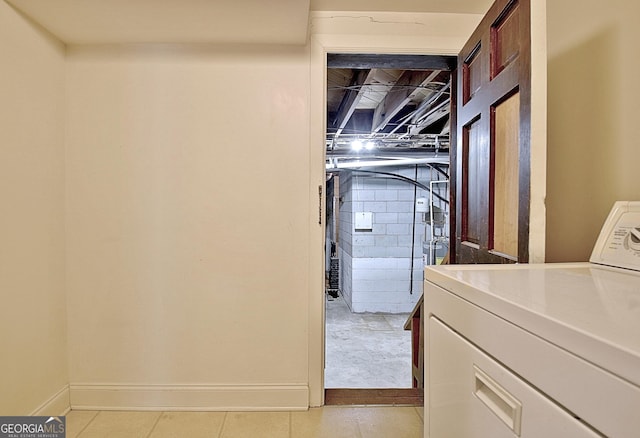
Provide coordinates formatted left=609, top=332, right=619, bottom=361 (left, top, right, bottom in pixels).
left=31, top=385, right=71, bottom=416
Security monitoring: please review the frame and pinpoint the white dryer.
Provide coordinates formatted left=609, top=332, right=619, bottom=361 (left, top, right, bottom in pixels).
left=423, top=201, right=640, bottom=437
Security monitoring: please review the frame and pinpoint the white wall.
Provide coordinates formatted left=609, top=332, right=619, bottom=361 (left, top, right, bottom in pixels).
left=65, top=44, right=311, bottom=409
left=546, top=1, right=640, bottom=261
left=0, top=1, right=68, bottom=415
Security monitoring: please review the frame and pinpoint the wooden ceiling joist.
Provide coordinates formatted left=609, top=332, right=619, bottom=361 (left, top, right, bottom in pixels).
left=410, top=81, right=450, bottom=125
left=388, top=79, right=449, bottom=135
left=398, top=81, right=451, bottom=135
left=332, top=69, right=377, bottom=138
left=408, top=100, right=450, bottom=135
left=327, top=54, right=456, bottom=71
left=371, top=70, right=440, bottom=133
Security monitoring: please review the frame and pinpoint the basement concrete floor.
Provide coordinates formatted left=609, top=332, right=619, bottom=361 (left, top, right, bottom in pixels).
left=325, top=293, right=413, bottom=389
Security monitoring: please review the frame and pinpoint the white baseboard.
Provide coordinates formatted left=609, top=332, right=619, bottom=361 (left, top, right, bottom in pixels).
left=31, top=385, right=71, bottom=416
left=69, top=384, right=309, bottom=411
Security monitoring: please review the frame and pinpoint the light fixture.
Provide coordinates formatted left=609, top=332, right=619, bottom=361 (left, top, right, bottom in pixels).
left=351, top=139, right=363, bottom=151
left=365, top=141, right=375, bottom=150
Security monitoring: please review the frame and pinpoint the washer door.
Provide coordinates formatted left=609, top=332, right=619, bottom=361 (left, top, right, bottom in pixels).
left=428, top=317, right=600, bottom=438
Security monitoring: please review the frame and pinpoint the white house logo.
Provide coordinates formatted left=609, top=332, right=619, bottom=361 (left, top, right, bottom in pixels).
left=0, top=416, right=65, bottom=438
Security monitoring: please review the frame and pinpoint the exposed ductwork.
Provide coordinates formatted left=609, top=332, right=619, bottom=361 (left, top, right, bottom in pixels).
left=326, top=157, right=448, bottom=170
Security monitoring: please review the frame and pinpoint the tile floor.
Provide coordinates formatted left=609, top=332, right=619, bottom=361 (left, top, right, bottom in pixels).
left=66, top=406, right=424, bottom=437
left=325, top=294, right=413, bottom=388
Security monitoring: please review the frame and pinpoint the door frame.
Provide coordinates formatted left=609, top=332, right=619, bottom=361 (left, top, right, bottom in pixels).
left=308, top=6, right=546, bottom=408
left=307, top=11, right=489, bottom=407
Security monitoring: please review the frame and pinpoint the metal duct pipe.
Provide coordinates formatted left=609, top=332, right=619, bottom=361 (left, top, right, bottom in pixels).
left=326, top=157, right=448, bottom=170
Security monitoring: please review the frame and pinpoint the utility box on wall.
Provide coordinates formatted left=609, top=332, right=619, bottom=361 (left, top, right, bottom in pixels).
left=354, top=212, right=373, bottom=231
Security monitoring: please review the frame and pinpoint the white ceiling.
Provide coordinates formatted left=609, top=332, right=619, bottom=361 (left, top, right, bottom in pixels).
left=310, top=0, right=492, bottom=14
left=6, top=0, right=311, bottom=45
left=6, top=0, right=492, bottom=45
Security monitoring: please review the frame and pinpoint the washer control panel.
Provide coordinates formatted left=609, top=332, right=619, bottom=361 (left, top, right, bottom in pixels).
left=590, top=201, right=640, bottom=271
left=627, top=227, right=640, bottom=252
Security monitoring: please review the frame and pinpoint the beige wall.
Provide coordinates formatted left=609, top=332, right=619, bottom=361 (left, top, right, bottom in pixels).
left=2, top=4, right=481, bottom=411
left=65, top=45, right=311, bottom=409
left=63, top=12, right=483, bottom=410
left=0, top=2, right=68, bottom=415
left=546, top=1, right=640, bottom=261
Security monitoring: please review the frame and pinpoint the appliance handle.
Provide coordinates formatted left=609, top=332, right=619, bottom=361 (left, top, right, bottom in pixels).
left=473, top=365, right=523, bottom=435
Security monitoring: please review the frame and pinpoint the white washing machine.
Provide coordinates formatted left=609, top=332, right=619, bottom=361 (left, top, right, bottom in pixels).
left=423, top=201, right=640, bottom=437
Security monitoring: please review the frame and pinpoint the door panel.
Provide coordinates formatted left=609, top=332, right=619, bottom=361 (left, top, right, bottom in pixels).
left=492, top=92, right=520, bottom=258
left=452, top=0, right=542, bottom=264
left=491, top=0, right=521, bottom=78
left=462, top=118, right=486, bottom=246
left=463, top=44, right=483, bottom=104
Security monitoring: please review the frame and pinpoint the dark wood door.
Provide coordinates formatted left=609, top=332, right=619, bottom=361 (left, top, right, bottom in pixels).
left=451, top=0, right=541, bottom=264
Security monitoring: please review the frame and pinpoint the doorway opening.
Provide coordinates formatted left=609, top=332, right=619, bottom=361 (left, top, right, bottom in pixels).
left=323, top=54, right=454, bottom=401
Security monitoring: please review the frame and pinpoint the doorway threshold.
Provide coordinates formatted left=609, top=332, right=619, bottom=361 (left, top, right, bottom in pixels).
left=325, top=388, right=423, bottom=406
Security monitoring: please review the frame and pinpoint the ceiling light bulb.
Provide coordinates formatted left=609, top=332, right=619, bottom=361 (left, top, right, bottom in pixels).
left=351, top=140, right=363, bottom=151
left=365, top=141, right=375, bottom=150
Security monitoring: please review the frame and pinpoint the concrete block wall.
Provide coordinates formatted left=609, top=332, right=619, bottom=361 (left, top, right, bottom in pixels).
left=351, top=257, right=423, bottom=313
left=338, top=172, right=354, bottom=307
left=338, top=248, right=353, bottom=306
left=337, top=165, right=448, bottom=313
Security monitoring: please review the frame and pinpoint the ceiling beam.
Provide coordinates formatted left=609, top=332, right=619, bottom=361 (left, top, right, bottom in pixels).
left=371, top=70, right=440, bottom=134
left=327, top=54, right=456, bottom=71
left=388, top=76, right=448, bottom=135
left=331, top=69, right=377, bottom=138
left=410, top=81, right=450, bottom=125
left=408, top=100, right=450, bottom=135
left=395, top=81, right=451, bottom=135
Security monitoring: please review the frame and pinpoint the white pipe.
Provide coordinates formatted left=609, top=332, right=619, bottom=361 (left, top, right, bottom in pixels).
left=326, top=157, right=449, bottom=170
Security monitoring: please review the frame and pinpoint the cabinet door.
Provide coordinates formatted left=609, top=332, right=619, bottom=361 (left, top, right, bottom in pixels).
left=428, top=317, right=600, bottom=438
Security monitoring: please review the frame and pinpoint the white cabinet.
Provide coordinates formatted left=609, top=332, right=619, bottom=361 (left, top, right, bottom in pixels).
left=428, top=317, right=599, bottom=438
